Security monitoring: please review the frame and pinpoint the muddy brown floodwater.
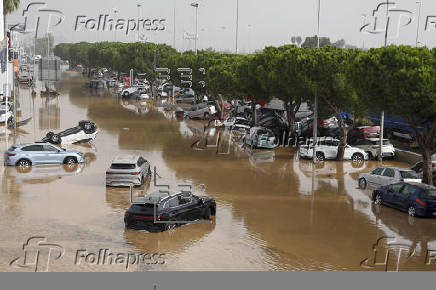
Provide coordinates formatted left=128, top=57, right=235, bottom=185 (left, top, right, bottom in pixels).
left=1, top=73, right=436, bottom=271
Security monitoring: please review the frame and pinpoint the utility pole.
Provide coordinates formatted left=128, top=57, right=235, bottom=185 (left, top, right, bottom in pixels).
left=191, top=3, right=199, bottom=55
left=173, top=0, right=176, bottom=49
left=313, top=0, right=321, bottom=163
left=235, top=0, right=239, bottom=54
left=416, top=1, right=422, bottom=47
left=379, top=1, right=390, bottom=161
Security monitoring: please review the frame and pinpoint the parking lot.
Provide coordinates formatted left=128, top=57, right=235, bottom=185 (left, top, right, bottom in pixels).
left=0, top=74, right=435, bottom=271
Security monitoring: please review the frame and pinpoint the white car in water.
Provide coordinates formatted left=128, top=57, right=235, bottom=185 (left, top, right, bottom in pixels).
left=353, top=138, right=396, bottom=160
left=0, top=109, right=13, bottom=123
left=299, top=137, right=368, bottom=162
left=106, top=155, right=151, bottom=187
left=42, top=120, right=98, bottom=145
left=358, top=167, right=422, bottom=189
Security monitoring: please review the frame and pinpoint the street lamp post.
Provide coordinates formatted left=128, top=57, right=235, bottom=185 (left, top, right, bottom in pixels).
left=191, top=3, right=199, bottom=55
left=361, top=14, right=367, bottom=49
left=416, top=1, right=422, bottom=47
left=173, top=0, right=176, bottom=49
left=137, top=4, right=142, bottom=42
left=379, top=1, right=391, bottom=161
left=313, top=0, right=321, bottom=163
left=113, top=9, right=119, bottom=42
left=235, top=0, right=239, bottom=54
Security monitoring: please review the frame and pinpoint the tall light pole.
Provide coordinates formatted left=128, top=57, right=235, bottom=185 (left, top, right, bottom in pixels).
left=173, top=0, right=176, bottom=49
left=191, top=2, right=199, bottom=55
left=113, top=9, right=119, bottom=42
left=361, top=14, right=366, bottom=49
left=416, top=1, right=422, bottom=47
left=313, top=0, right=321, bottom=163
left=384, top=0, right=390, bottom=46
left=379, top=1, right=391, bottom=161
left=235, top=0, right=239, bottom=54
left=137, top=4, right=142, bottom=42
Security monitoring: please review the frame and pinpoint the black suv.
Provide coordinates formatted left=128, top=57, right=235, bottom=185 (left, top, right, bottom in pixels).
left=125, top=191, right=216, bottom=232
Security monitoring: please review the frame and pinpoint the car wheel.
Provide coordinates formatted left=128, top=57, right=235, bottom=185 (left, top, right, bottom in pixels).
left=51, top=134, right=61, bottom=144
left=408, top=205, right=416, bottom=217
left=16, top=159, right=32, bottom=172
left=164, top=222, right=176, bottom=231
left=204, top=112, right=210, bottom=120
left=358, top=178, right=367, bottom=189
left=366, top=151, right=373, bottom=160
left=315, top=152, right=325, bottom=162
left=122, top=91, right=129, bottom=97
left=203, top=207, right=211, bottom=220
left=64, top=157, right=77, bottom=165
left=352, top=153, right=364, bottom=162
left=374, top=193, right=382, bottom=205
left=64, top=163, right=78, bottom=172
left=185, top=115, right=191, bottom=120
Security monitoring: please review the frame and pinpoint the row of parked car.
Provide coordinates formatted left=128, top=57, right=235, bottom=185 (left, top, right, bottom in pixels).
left=357, top=153, right=436, bottom=218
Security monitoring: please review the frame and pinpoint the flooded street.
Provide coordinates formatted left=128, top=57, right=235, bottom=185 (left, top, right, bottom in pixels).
left=1, top=73, right=436, bottom=271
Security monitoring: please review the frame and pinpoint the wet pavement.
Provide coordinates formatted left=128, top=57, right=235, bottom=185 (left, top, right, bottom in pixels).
left=1, top=73, right=436, bottom=271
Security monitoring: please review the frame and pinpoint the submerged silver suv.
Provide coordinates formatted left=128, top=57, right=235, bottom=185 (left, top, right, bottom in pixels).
left=4, top=143, right=85, bottom=169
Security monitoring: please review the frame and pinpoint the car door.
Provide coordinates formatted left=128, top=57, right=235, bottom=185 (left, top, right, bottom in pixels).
left=395, top=184, right=418, bottom=211
left=325, top=140, right=338, bottom=159
left=21, top=145, right=45, bottom=164
left=380, top=168, right=396, bottom=186
left=171, top=194, right=194, bottom=221
left=42, top=145, right=62, bottom=163
left=166, top=197, right=181, bottom=221
left=367, top=167, right=385, bottom=188
left=384, top=183, right=404, bottom=206
left=179, top=193, right=201, bottom=220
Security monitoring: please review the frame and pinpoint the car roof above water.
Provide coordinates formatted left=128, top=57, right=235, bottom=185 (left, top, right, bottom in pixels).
left=112, top=154, right=140, bottom=164
left=14, top=142, right=55, bottom=148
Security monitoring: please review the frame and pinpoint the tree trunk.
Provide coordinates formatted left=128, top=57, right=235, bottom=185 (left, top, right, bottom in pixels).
left=215, top=94, right=224, bottom=120
left=408, top=119, right=436, bottom=186
left=336, top=113, right=348, bottom=161
left=422, top=148, right=434, bottom=186
left=251, top=100, right=256, bottom=126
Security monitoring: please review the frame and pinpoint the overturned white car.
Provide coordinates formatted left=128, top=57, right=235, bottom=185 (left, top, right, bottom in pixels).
left=42, top=120, right=98, bottom=145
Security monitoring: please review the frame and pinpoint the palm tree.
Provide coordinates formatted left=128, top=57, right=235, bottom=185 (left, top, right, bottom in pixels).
left=3, top=0, right=20, bottom=37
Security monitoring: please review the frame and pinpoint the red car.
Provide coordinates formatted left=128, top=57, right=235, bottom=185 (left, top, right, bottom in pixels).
left=358, top=126, right=380, bottom=139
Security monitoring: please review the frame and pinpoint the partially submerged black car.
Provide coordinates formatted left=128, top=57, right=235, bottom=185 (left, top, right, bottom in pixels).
left=124, top=191, right=216, bottom=232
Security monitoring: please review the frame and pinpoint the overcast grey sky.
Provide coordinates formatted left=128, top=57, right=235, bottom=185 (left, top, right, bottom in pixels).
left=6, top=0, right=436, bottom=52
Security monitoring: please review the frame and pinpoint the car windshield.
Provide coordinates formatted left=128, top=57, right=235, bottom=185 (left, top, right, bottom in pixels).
left=400, top=171, right=419, bottom=179
left=110, top=163, right=135, bottom=169
left=422, top=190, right=436, bottom=200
